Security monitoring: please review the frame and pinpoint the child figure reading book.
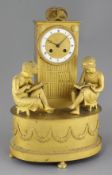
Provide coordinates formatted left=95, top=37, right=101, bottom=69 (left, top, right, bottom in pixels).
left=69, top=56, right=104, bottom=115
left=12, top=61, right=54, bottom=115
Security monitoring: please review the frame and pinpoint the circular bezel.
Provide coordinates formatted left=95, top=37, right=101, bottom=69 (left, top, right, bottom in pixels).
left=37, top=26, right=76, bottom=65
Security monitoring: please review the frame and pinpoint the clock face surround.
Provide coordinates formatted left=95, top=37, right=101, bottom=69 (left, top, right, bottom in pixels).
left=38, top=26, right=75, bottom=64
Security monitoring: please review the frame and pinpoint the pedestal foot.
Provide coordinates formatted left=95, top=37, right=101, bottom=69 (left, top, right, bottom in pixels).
left=9, top=152, right=14, bottom=158
left=57, top=161, right=67, bottom=169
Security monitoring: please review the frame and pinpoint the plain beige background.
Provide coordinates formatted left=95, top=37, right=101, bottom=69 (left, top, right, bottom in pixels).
left=0, top=0, right=111, bottom=174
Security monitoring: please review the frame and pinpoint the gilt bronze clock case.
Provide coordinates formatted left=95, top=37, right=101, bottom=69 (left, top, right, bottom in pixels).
left=10, top=8, right=102, bottom=168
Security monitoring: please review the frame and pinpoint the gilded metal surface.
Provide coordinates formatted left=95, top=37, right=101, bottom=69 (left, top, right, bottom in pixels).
left=46, top=7, right=68, bottom=21
left=10, top=8, right=104, bottom=167
left=69, top=56, right=104, bottom=115
left=58, top=162, right=67, bottom=169
left=10, top=109, right=102, bottom=163
left=13, top=118, right=99, bottom=143
left=12, top=61, right=54, bottom=116
left=35, top=21, right=80, bottom=104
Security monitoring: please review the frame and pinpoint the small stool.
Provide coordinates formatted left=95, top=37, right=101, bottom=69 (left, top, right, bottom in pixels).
left=89, top=103, right=97, bottom=112
left=16, top=98, right=43, bottom=116
left=16, top=106, right=30, bottom=116
left=86, top=102, right=98, bottom=112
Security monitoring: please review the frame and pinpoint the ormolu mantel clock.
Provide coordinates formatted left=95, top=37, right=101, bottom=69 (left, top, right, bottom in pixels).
left=10, top=7, right=104, bottom=169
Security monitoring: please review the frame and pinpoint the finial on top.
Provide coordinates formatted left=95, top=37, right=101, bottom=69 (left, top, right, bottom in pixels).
left=45, top=7, right=68, bottom=21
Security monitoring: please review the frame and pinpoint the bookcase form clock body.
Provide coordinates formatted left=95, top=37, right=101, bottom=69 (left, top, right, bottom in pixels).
left=34, top=21, right=80, bottom=107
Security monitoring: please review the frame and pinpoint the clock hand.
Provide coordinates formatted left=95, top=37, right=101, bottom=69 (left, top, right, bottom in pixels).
left=47, top=39, right=57, bottom=46
left=47, top=37, right=67, bottom=48
left=57, top=36, right=68, bottom=47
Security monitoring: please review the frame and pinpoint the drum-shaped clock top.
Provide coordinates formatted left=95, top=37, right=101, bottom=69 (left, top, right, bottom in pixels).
left=39, top=27, right=75, bottom=64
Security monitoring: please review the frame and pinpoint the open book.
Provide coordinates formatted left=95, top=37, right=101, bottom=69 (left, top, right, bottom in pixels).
left=74, top=84, right=92, bottom=90
left=26, top=83, right=44, bottom=93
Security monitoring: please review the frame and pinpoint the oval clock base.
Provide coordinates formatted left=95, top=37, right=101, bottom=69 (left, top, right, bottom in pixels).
left=10, top=106, right=102, bottom=168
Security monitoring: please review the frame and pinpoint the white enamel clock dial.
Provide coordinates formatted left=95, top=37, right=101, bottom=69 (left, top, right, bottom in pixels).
left=39, top=27, right=75, bottom=64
